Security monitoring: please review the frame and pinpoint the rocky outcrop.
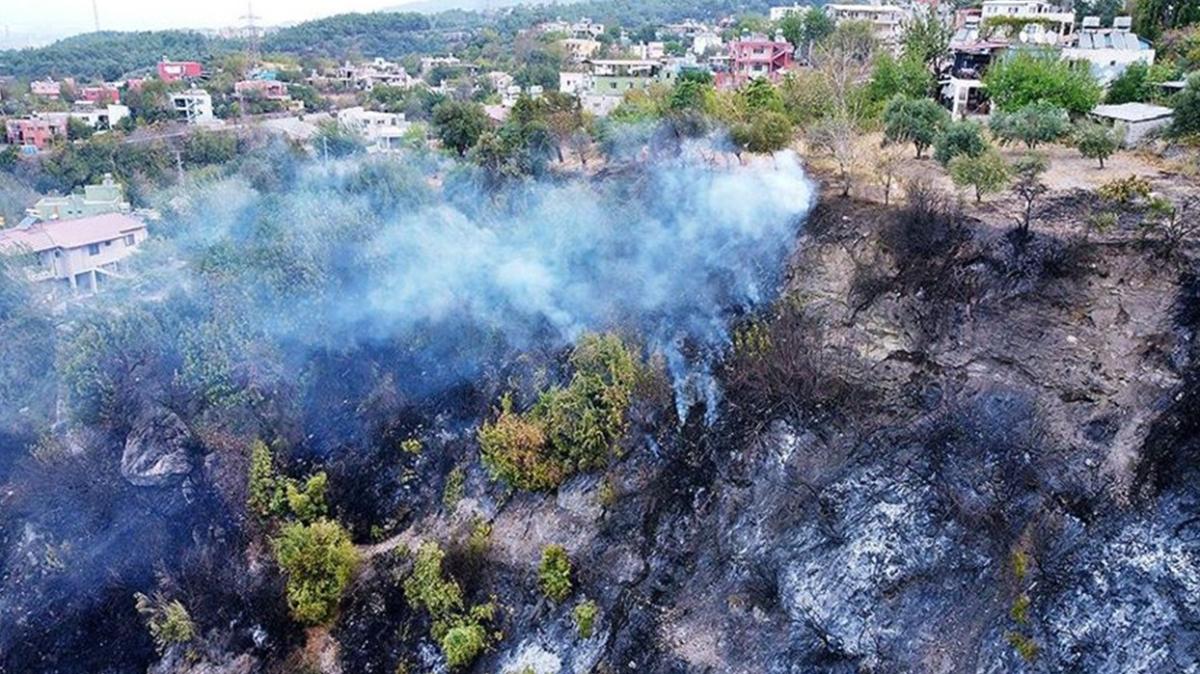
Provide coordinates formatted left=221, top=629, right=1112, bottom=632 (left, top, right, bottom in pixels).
left=120, top=407, right=194, bottom=487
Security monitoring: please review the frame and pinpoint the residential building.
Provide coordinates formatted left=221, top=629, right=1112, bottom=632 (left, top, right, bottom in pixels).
left=566, top=59, right=678, bottom=116
left=66, top=102, right=131, bottom=129
left=939, top=37, right=1006, bottom=117
left=502, top=85, right=544, bottom=107
left=1089, top=102, right=1174, bottom=146
left=27, top=175, right=130, bottom=221
left=30, top=79, right=62, bottom=98
left=0, top=212, right=149, bottom=292
left=5, top=116, right=68, bottom=152
left=158, top=59, right=203, bottom=82
left=1061, top=16, right=1155, bottom=85
left=979, top=0, right=1074, bottom=44
left=631, top=42, right=667, bottom=60
left=336, top=106, right=412, bottom=153
left=79, top=84, right=121, bottom=105
left=420, top=55, right=476, bottom=77
left=720, top=35, right=796, bottom=88
left=570, top=19, right=606, bottom=39
left=770, top=4, right=810, bottom=20
left=561, top=38, right=602, bottom=63
left=487, top=71, right=515, bottom=93
left=171, top=89, right=216, bottom=125
left=335, top=58, right=418, bottom=91
left=826, top=3, right=909, bottom=45
left=235, top=79, right=292, bottom=101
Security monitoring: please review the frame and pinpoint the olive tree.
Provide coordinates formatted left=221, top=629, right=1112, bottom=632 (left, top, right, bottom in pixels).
left=1073, top=122, right=1120, bottom=168
left=883, top=95, right=949, bottom=158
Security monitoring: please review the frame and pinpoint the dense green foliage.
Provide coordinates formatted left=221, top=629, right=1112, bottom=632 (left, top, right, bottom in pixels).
left=432, top=101, right=489, bottom=156
left=949, top=148, right=1010, bottom=203
left=989, top=102, right=1070, bottom=149
left=134, top=592, right=197, bottom=653
left=1106, top=62, right=1155, bottom=104
left=404, top=541, right=495, bottom=668
left=1073, top=122, right=1120, bottom=167
left=479, top=334, right=638, bottom=491
left=1172, top=74, right=1200, bottom=137
left=272, top=519, right=357, bottom=625
left=574, top=599, right=599, bottom=638
left=0, top=30, right=227, bottom=80
left=263, top=12, right=435, bottom=58
left=538, top=544, right=573, bottom=602
left=982, top=51, right=1102, bottom=115
left=883, top=96, right=949, bottom=158
left=933, top=120, right=987, bottom=165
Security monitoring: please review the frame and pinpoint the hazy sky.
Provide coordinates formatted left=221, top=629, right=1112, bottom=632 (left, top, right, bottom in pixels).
left=3, top=0, right=415, bottom=38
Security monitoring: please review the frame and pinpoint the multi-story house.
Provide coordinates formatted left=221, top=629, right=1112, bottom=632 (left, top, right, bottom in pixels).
left=0, top=212, right=149, bottom=292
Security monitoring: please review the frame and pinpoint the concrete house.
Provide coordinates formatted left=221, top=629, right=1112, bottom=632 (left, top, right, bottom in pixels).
left=826, top=3, right=909, bottom=46
left=1089, top=102, right=1174, bottom=146
left=27, top=175, right=131, bottom=222
left=1061, top=16, right=1155, bottom=86
left=171, top=89, right=216, bottom=125
left=0, top=213, right=149, bottom=292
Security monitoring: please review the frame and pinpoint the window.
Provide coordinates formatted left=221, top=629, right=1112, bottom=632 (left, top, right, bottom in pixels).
left=87, top=243, right=100, bottom=256
left=124, top=234, right=135, bottom=246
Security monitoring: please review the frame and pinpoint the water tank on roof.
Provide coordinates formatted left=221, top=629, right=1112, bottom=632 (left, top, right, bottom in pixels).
left=1113, top=16, right=1132, bottom=30
left=1081, top=16, right=1100, bottom=29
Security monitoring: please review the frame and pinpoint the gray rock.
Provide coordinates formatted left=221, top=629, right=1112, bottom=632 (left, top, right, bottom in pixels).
left=120, top=407, right=193, bottom=487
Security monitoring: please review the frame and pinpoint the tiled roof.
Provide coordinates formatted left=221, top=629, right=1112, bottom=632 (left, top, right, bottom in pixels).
left=0, top=213, right=146, bottom=254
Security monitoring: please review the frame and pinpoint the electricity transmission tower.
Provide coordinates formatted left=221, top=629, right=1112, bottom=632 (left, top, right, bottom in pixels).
left=92, top=0, right=101, bottom=32
left=240, top=0, right=262, bottom=64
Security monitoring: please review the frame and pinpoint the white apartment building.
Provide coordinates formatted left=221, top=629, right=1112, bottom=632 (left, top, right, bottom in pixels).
left=336, top=107, right=411, bottom=153
left=825, top=4, right=910, bottom=45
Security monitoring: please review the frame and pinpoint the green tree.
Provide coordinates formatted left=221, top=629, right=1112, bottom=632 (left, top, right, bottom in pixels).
left=883, top=95, right=949, bottom=158
left=66, top=117, right=94, bottom=141
left=1106, top=62, right=1153, bottom=104
left=741, top=78, right=786, bottom=114
left=982, top=51, right=1102, bottom=115
left=538, top=544, right=573, bottom=602
left=1171, top=73, right=1200, bottom=137
left=1133, top=0, right=1200, bottom=41
left=432, top=100, right=488, bottom=156
left=247, top=439, right=278, bottom=517
left=314, top=120, right=365, bottom=158
left=867, top=52, right=934, bottom=111
left=286, top=472, right=329, bottom=523
left=949, top=148, right=1011, bottom=202
left=901, top=13, right=951, bottom=76
left=989, top=101, right=1069, bottom=149
left=272, top=518, right=357, bottom=625
left=134, top=592, right=196, bottom=653
left=934, top=119, right=987, bottom=165
left=1073, top=122, right=1120, bottom=167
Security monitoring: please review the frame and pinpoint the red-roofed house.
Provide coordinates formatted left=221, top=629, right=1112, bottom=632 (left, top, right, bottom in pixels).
left=158, top=60, right=203, bottom=83
left=0, top=213, right=149, bottom=291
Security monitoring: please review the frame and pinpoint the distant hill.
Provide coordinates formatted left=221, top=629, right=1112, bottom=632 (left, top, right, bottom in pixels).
left=386, top=0, right=586, bottom=13
left=0, top=30, right=234, bottom=81
left=1, top=0, right=778, bottom=80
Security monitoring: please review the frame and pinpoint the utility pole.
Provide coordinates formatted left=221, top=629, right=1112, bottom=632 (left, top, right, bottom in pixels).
left=92, top=0, right=101, bottom=32
left=240, top=0, right=262, bottom=65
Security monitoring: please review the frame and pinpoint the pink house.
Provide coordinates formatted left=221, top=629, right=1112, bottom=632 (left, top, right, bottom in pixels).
left=718, top=36, right=796, bottom=89
left=80, top=84, right=121, bottom=105
left=157, top=60, right=203, bottom=82
left=5, top=117, right=69, bottom=151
